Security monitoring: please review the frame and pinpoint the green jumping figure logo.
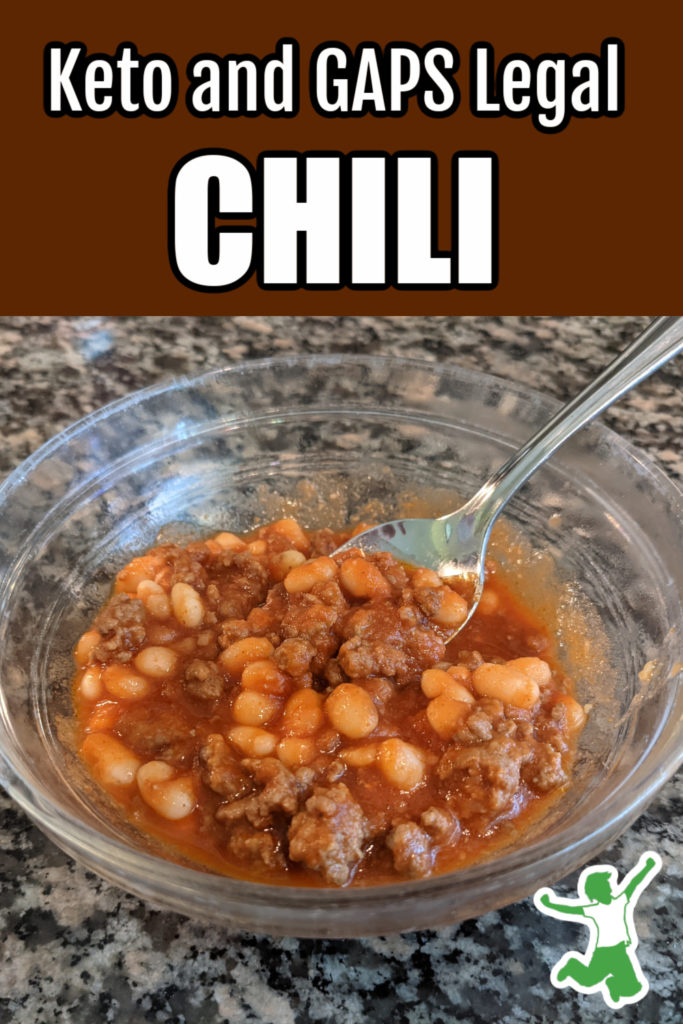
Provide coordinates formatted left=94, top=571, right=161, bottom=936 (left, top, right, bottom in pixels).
left=534, top=850, right=662, bottom=1009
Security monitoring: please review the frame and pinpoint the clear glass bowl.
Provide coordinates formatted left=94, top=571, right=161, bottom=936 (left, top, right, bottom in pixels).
left=0, top=355, right=680, bottom=937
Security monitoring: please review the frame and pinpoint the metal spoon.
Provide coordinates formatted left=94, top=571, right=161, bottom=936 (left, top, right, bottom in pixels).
left=335, top=316, right=683, bottom=634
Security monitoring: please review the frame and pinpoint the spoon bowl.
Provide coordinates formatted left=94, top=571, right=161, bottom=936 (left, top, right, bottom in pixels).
left=334, top=510, right=486, bottom=632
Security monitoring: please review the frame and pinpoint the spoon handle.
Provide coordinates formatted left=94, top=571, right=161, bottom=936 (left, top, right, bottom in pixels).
left=455, top=316, right=683, bottom=525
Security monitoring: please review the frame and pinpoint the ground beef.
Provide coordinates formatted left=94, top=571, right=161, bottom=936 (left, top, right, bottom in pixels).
left=339, top=603, right=410, bottom=677
left=405, top=627, right=447, bottom=672
left=246, top=576, right=350, bottom=661
left=311, top=579, right=349, bottom=617
left=216, top=757, right=307, bottom=828
left=226, top=822, right=286, bottom=869
left=437, top=735, right=533, bottom=818
left=420, top=805, right=460, bottom=844
left=299, top=756, right=346, bottom=787
left=453, top=698, right=505, bottom=743
left=243, top=607, right=283, bottom=647
left=280, top=593, right=344, bottom=673
left=156, top=542, right=210, bottom=591
left=315, top=729, right=343, bottom=755
left=199, top=734, right=251, bottom=799
left=282, top=592, right=345, bottom=636
left=413, top=587, right=444, bottom=618
left=452, top=699, right=533, bottom=746
left=273, top=637, right=315, bottom=677
left=535, top=704, right=571, bottom=751
left=397, top=603, right=419, bottom=628
left=338, top=602, right=445, bottom=685
left=308, top=528, right=338, bottom=556
left=460, top=708, right=495, bottom=742
left=93, top=593, right=147, bottom=663
left=523, top=742, right=569, bottom=792
left=456, top=650, right=485, bottom=671
left=216, top=618, right=251, bottom=648
left=338, top=634, right=406, bottom=680
left=193, top=629, right=220, bottom=662
left=370, top=551, right=409, bottom=590
left=206, top=551, right=269, bottom=620
left=386, top=822, right=434, bottom=878
left=183, top=659, right=224, bottom=700
left=288, top=783, right=369, bottom=886
left=323, top=658, right=347, bottom=687
left=116, top=705, right=195, bottom=765
left=356, top=676, right=396, bottom=707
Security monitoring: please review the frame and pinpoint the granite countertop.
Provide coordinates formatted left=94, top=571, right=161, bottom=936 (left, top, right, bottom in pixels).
left=0, top=316, right=680, bottom=1024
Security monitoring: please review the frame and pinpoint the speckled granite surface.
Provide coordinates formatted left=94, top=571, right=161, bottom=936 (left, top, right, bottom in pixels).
left=0, top=316, right=680, bottom=1024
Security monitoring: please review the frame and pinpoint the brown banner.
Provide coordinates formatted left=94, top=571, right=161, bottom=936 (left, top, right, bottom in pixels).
left=3, top=1, right=681, bottom=311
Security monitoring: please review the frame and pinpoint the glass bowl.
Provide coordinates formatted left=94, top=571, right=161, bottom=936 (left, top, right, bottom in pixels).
left=0, top=355, right=680, bottom=937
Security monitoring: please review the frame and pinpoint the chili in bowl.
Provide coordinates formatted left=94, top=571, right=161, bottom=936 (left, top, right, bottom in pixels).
left=73, top=518, right=587, bottom=887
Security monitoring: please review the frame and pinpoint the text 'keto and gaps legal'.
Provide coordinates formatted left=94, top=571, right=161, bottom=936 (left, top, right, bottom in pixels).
left=45, top=39, right=623, bottom=132
left=43, top=38, right=624, bottom=292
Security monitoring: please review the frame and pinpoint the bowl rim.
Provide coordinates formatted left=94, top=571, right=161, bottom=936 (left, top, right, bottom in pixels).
left=0, top=353, right=681, bottom=917
left=2, top=352, right=681, bottom=509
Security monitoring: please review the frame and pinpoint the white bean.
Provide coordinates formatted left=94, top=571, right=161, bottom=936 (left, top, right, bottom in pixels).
left=137, top=579, right=164, bottom=600
left=134, top=646, right=179, bottom=678
left=171, top=582, right=204, bottom=628
left=325, top=684, right=378, bottom=739
left=137, top=761, right=197, bottom=820
left=284, top=556, right=337, bottom=594
left=228, top=726, right=277, bottom=757
left=213, top=531, right=247, bottom=552
left=116, top=555, right=160, bottom=593
left=507, top=657, right=552, bottom=686
left=146, top=594, right=172, bottom=620
left=274, top=549, right=307, bottom=577
left=138, top=581, right=172, bottom=621
left=339, top=558, right=391, bottom=599
left=102, top=664, right=153, bottom=700
left=472, top=662, right=540, bottom=709
left=282, top=689, right=324, bottom=735
left=240, top=658, right=288, bottom=695
left=269, top=518, right=310, bottom=552
left=554, top=693, right=587, bottom=731
left=426, top=695, right=471, bottom=738
left=276, top=736, right=316, bottom=767
left=232, top=690, right=282, bottom=726
left=81, top=733, right=141, bottom=787
left=219, top=637, right=274, bottom=678
left=79, top=666, right=103, bottom=700
left=75, top=629, right=100, bottom=667
left=411, top=568, right=442, bottom=588
left=420, top=668, right=474, bottom=702
left=432, top=589, right=468, bottom=628
left=340, top=744, right=378, bottom=767
left=377, top=739, right=425, bottom=790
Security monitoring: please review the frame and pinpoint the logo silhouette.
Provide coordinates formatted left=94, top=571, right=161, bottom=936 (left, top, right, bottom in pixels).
left=534, top=850, right=662, bottom=1009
